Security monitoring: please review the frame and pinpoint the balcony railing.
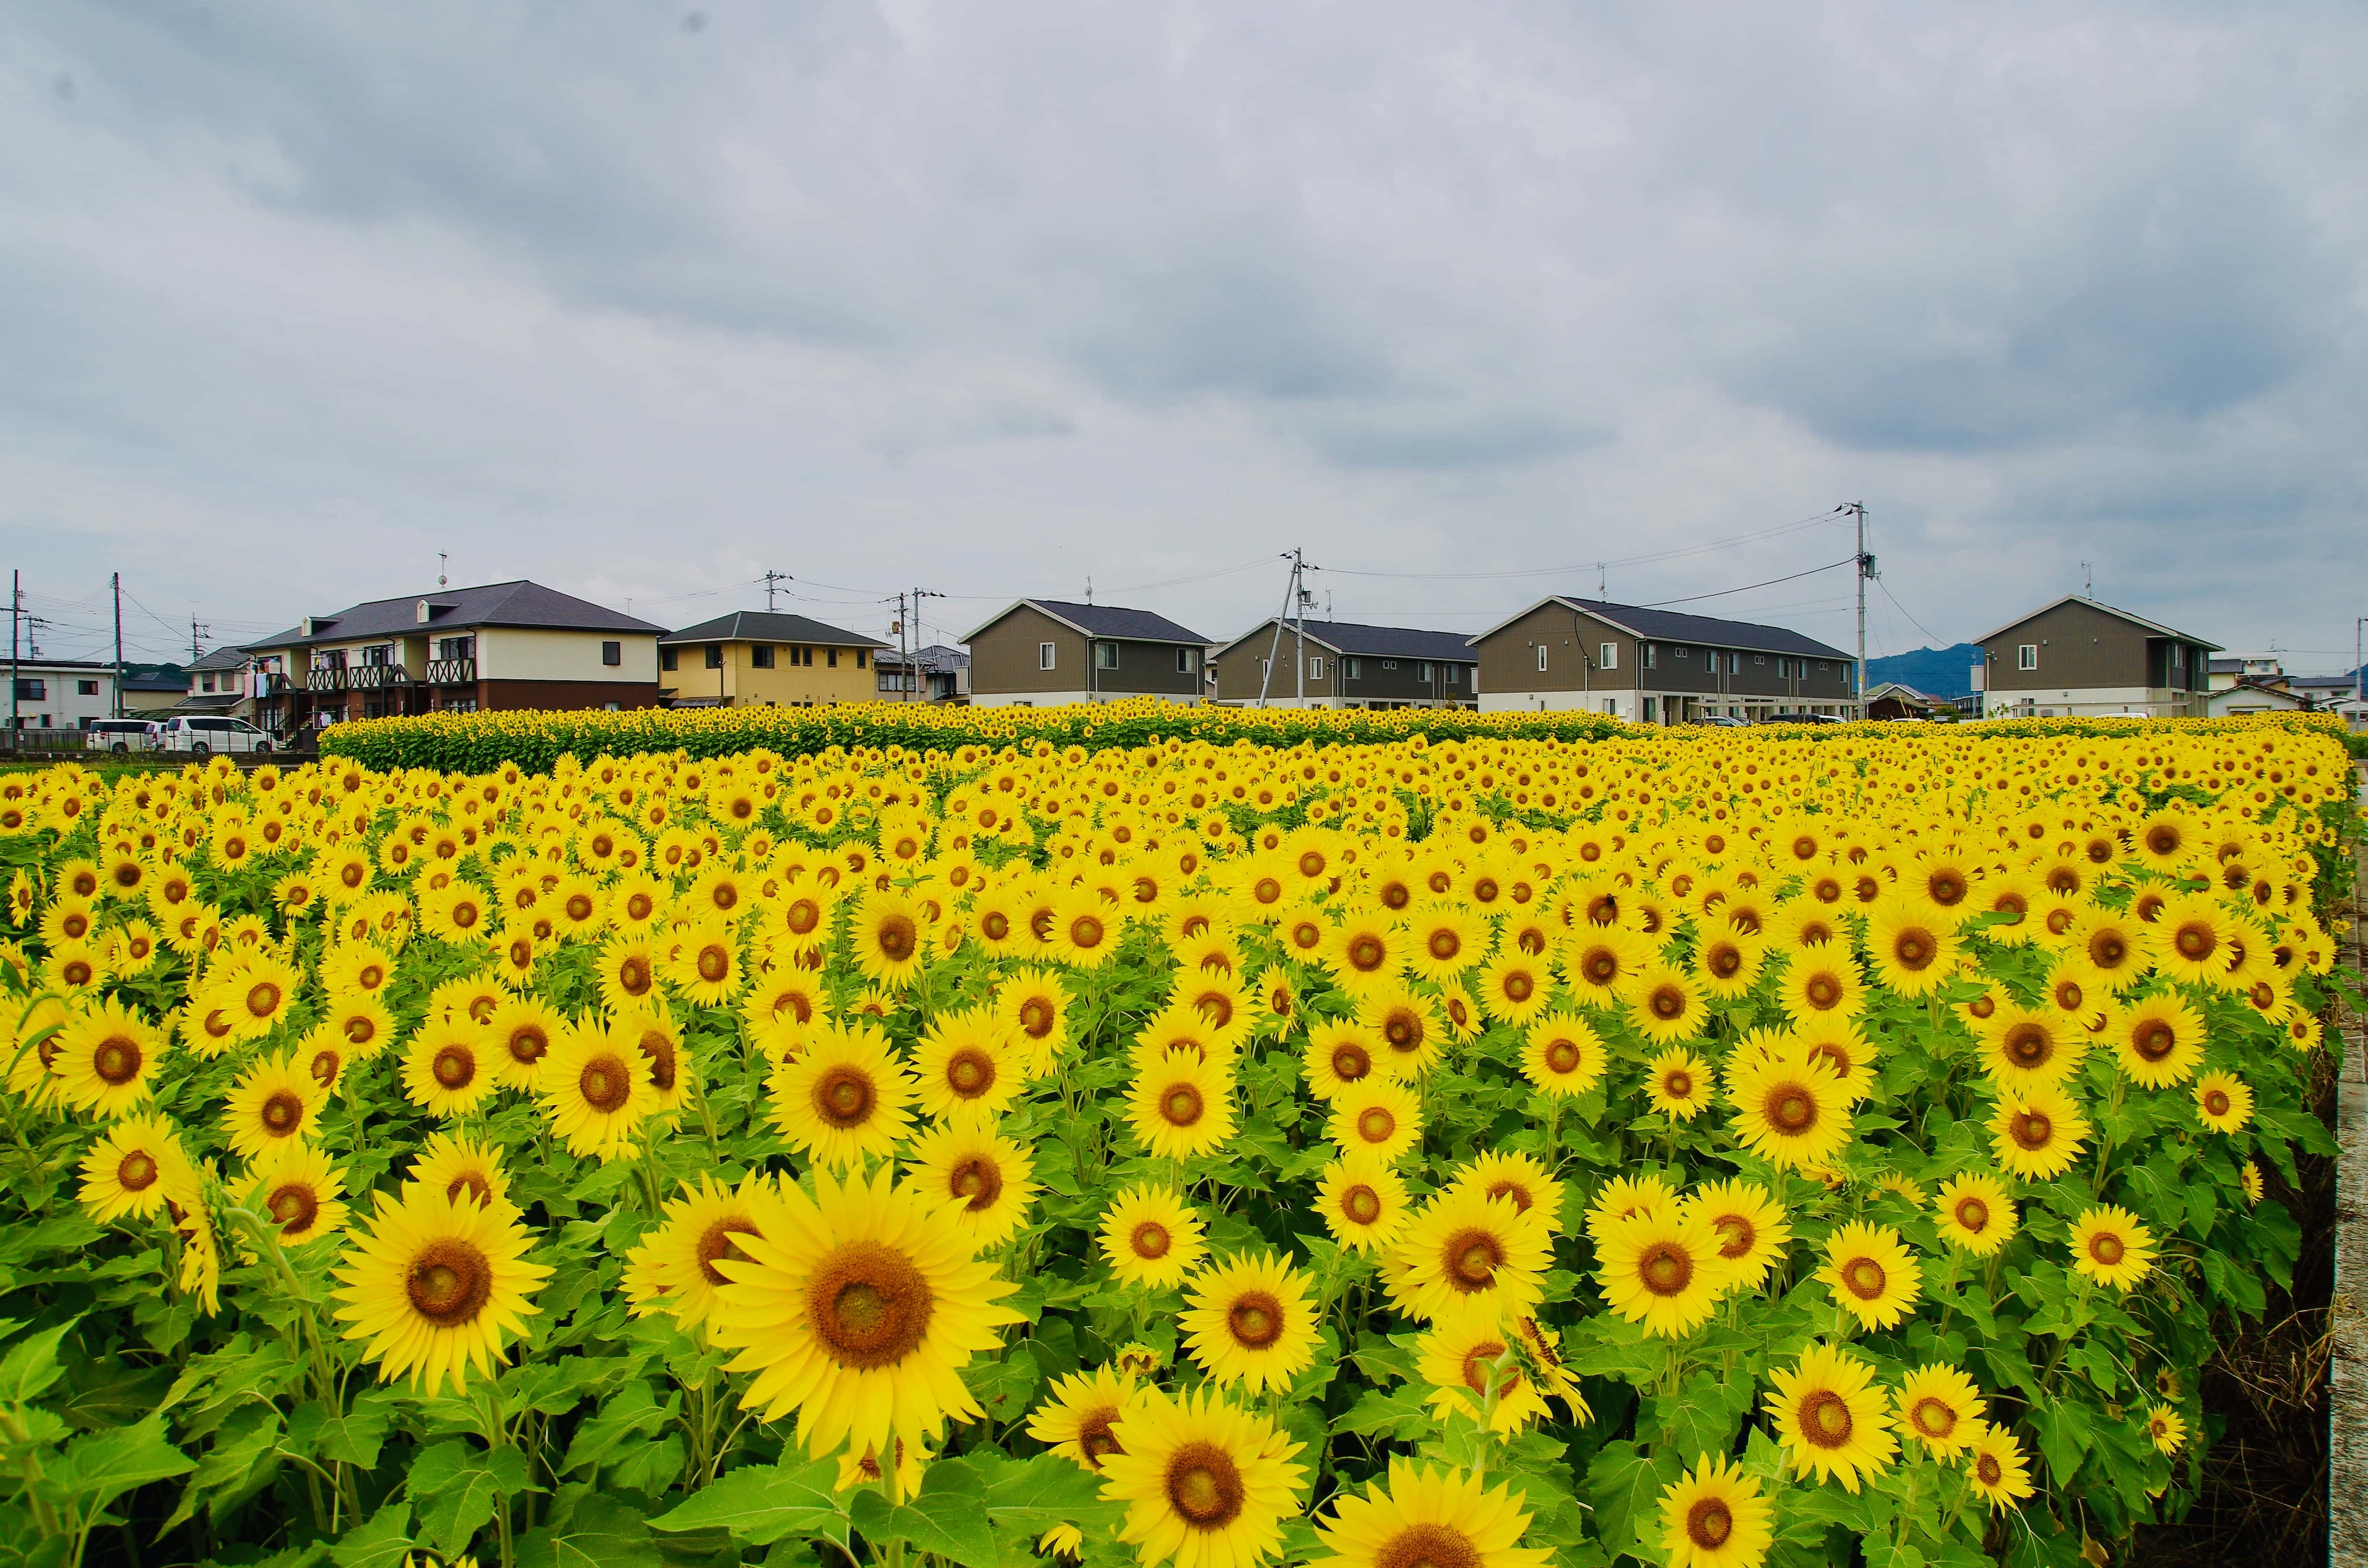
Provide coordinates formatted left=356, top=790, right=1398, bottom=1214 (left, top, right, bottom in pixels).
left=304, top=664, right=408, bottom=693
left=424, top=659, right=477, bottom=686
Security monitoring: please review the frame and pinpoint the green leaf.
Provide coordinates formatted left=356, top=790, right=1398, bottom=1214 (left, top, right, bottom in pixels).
left=0, top=1318, right=77, bottom=1404
left=1333, top=1383, right=1432, bottom=1440
left=287, top=1399, right=392, bottom=1471
left=407, top=1439, right=531, bottom=1556
left=328, top=1499, right=416, bottom=1568
left=848, top=1456, right=1000, bottom=1568
left=648, top=1456, right=851, bottom=1548
left=46, top=1414, right=197, bottom=1513
left=1582, top=1439, right=1681, bottom=1564
left=516, top=1490, right=666, bottom=1568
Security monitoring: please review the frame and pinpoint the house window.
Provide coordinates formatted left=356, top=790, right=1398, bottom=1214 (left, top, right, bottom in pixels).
left=437, top=637, right=475, bottom=662
left=752, top=645, right=775, bottom=669
left=200, top=675, right=216, bottom=693
left=856, top=649, right=866, bottom=668
left=705, top=645, right=725, bottom=670
left=1643, top=643, right=1656, bottom=670
left=1096, top=643, right=1119, bottom=670
left=1603, top=697, right=1619, bottom=716
left=1445, top=665, right=1459, bottom=685
left=1536, top=645, right=1549, bottom=673
left=1307, top=656, right=1324, bottom=681
left=602, top=640, right=622, bottom=667
left=2017, top=644, right=2038, bottom=671
left=362, top=644, right=391, bottom=666
left=1343, top=657, right=1361, bottom=680
left=660, top=647, right=678, bottom=672
left=1643, top=696, right=1657, bottom=722
left=1176, top=647, right=1195, bottom=674
left=76, top=679, right=99, bottom=696
left=1599, top=643, right=1617, bottom=672
left=1417, top=662, right=1432, bottom=682
left=827, top=648, right=839, bottom=668
left=2171, top=644, right=2186, bottom=670
left=1040, top=642, right=1057, bottom=670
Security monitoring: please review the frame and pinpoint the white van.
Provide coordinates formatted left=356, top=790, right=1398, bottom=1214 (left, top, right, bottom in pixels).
left=157, top=716, right=274, bottom=755
left=85, top=719, right=161, bottom=753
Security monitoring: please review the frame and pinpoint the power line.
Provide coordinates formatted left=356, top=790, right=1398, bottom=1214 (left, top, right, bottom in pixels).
left=1313, top=509, right=1853, bottom=583
left=1632, top=557, right=1860, bottom=609
left=1877, top=578, right=1945, bottom=647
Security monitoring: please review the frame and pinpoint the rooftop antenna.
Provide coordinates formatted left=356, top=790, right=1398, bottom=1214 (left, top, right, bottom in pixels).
left=1598, top=562, right=1606, bottom=597
left=760, top=570, right=789, bottom=612
left=1085, top=576, right=1093, bottom=605
left=439, top=552, right=449, bottom=588
left=2081, top=561, right=2091, bottom=596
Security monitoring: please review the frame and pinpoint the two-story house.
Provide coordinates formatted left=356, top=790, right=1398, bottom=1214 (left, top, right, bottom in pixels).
left=1469, top=596, right=1860, bottom=722
left=962, top=600, right=1211, bottom=707
left=169, top=646, right=259, bottom=724
left=1972, top=596, right=2218, bottom=719
left=874, top=645, right=971, bottom=703
left=248, top=580, right=663, bottom=731
left=658, top=612, right=888, bottom=708
left=1207, top=619, right=1479, bottom=709
left=5, top=659, right=117, bottom=731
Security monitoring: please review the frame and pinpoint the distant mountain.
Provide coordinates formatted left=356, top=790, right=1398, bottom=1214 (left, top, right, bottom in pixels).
left=1865, top=643, right=1981, bottom=698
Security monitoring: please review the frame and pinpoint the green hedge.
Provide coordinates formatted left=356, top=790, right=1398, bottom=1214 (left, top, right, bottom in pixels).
left=313, top=697, right=2362, bottom=772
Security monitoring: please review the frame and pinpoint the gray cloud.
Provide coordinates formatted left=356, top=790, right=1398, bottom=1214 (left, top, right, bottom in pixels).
left=1, top=0, right=2362, bottom=670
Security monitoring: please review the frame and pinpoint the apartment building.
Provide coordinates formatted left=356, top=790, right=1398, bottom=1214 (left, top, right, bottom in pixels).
left=1973, top=596, right=2217, bottom=719
left=1469, top=596, right=1859, bottom=721
left=1207, top=619, right=1479, bottom=709
left=963, top=600, right=1210, bottom=707
left=659, top=612, right=887, bottom=707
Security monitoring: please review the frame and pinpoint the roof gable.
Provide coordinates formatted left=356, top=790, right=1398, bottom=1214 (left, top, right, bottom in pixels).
left=1975, top=595, right=2221, bottom=651
left=660, top=610, right=886, bottom=648
left=1210, top=618, right=1479, bottom=662
left=962, top=599, right=1210, bottom=646
left=245, top=580, right=663, bottom=650
left=1466, top=595, right=1854, bottom=661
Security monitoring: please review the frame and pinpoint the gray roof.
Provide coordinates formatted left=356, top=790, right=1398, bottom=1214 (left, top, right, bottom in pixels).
left=661, top=610, right=886, bottom=648
left=1469, top=596, right=1854, bottom=661
left=2288, top=674, right=2362, bottom=691
left=963, top=599, right=1212, bottom=646
left=1212, top=618, right=1478, bottom=662
left=189, top=646, right=250, bottom=672
left=876, top=643, right=970, bottom=672
left=1974, top=595, right=2222, bottom=651
left=119, top=672, right=189, bottom=693
left=248, top=580, right=662, bottom=650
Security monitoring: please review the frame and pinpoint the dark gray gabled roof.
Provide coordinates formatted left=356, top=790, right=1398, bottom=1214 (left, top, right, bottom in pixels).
left=1973, top=595, right=2222, bottom=651
left=119, top=672, right=190, bottom=693
left=246, top=580, right=662, bottom=651
left=1468, top=596, right=1854, bottom=661
left=189, top=646, right=250, bottom=672
left=875, top=643, right=970, bottom=672
left=962, top=599, right=1212, bottom=646
left=1211, top=618, right=1479, bottom=662
left=660, top=610, right=887, bottom=648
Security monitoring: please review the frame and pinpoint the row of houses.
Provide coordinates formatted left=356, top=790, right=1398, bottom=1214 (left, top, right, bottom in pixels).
left=16, top=576, right=2327, bottom=736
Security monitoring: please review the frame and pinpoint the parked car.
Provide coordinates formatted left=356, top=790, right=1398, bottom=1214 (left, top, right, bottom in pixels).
left=84, top=719, right=161, bottom=753
left=1767, top=711, right=1850, bottom=724
left=157, top=716, right=273, bottom=755
left=1691, top=714, right=1751, bottom=727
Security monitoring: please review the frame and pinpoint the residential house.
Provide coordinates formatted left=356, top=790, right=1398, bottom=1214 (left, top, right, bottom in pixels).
left=1207, top=619, right=1479, bottom=709
left=248, top=580, right=663, bottom=733
left=2206, top=655, right=2285, bottom=695
left=171, top=646, right=259, bottom=723
left=2204, top=678, right=2313, bottom=717
left=874, top=644, right=971, bottom=703
left=2287, top=670, right=2365, bottom=710
left=962, top=600, right=1211, bottom=707
left=1863, top=683, right=1936, bottom=721
left=1468, top=597, right=1859, bottom=722
left=1971, top=596, right=2218, bottom=719
left=4, top=658, right=117, bottom=730
left=117, top=667, right=190, bottom=715
left=658, top=612, right=887, bottom=708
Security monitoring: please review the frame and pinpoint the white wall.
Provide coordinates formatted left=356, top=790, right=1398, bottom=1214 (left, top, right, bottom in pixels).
left=970, top=690, right=1199, bottom=709
left=7, top=665, right=116, bottom=728
left=479, top=629, right=659, bottom=683
left=1480, top=687, right=1638, bottom=714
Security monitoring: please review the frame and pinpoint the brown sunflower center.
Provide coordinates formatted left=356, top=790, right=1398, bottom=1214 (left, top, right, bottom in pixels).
left=93, top=1035, right=143, bottom=1085
left=1501, top=970, right=1535, bottom=1002
left=447, top=1171, right=494, bottom=1206
left=1713, top=1213, right=1754, bottom=1259
left=638, top=1029, right=678, bottom=1093
left=1382, top=1010, right=1421, bottom=1051
left=807, top=1241, right=934, bottom=1370
left=696, top=944, right=731, bottom=983
left=1662, top=1069, right=1694, bottom=1101
left=1581, top=948, right=1619, bottom=985
left=1766, top=1083, right=1816, bottom=1135
left=432, top=1045, right=475, bottom=1090
left=2002, top=1023, right=2052, bottom=1069
left=2010, top=1110, right=2053, bottom=1151
left=1357, top=1106, right=1395, bottom=1144
left=407, top=1239, right=494, bottom=1327
left=1343, top=1185, right=1382, bottom=1225
left=1331, top=1041, right=1373, bottom=1082
left=695, top=1217, right=759, bottom=1286
left=946, top=1049, right=996, bottom=1099
left=1649, top=984, right=1687, bottom=1021
left=1799, top=1389, right=1853, bottom=1447
left=815, top=1066, right=878, bottom=1128
left=118, top=1150, right=160, bottom=1191
left=1373, top=1522, right=1480, bottom=1568
left=1069, top=914, right=1106, bottom=950
left=1164, top=1442, right=1245, bottom=1531
left=1130, top=1221, right=1172, bottom=1260
left=1458, top=1339, right=1510, bottom=1394
left=1428, top=930, right=1460, bottom=961
left=1226, top=1291, right=1284, bottom=1348
left=260, top=1089, right=304, bottom=1133
left=2204, top=1088, right=2232, bottom=1117
left=2174, top=922, right=2215, bottom=961
left=1911, top=1396, right=1956, bottom=1437
left=309, top=1048, right=344, bottom=1087
left=1162, top=1085, right=1205, bottom=1127
left=1348, top=935, right=1386, bottom=972
left=2089, top=1231, right=2125, bottom=1265
left=1842, top=1258, right=1886, bottom=1299
left=1444, top=1228, right=1503, bottom=1290
left=948, top=1156, right=1003, bottom=1212
left=1891, top=931, right=1935, bottom=970
left=579, top=1053, right=632, bottom=1114
left=2133, top=1021, right=2176, bottom=1061
left=268, top=1183, right=320, bottom=1235
left=1077, top=1409, right=1124, bottom=1468
left=1544, top=1038, right=1583, bottom=1075
left=1976, top=1451, right=2003, bottom=1486
left=1016, top=997, right=1056, bottom=1038
left=1641, top=1243, right=1694, bottom=1296
left=1953, top=1196, right=1990, bottom=1233
left=506, top=1025, right=550, bottom=1066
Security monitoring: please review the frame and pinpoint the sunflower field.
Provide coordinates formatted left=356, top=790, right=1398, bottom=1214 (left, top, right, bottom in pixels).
left=0, top=723, right=2352, bottom=1568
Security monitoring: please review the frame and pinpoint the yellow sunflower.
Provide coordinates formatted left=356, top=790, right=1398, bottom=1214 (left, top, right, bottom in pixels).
left=1027, top=1365, right=1148, bottom=1474
left=1098, top=1384, right=1307, bottom=1568
left=1326, top=1079, right=1423, bottom=1164
left=50, top=998, right=166, bottom=1118
left=1309, top=1459, right=1547, bottom=1568
left=1596, top=1207, right=1734, bottom=1338
left=538, top=1017, right=657, bottom=1160
left=1932, top=1173, right=2017, bottom=1257
left=1765, top=1342, right=1897, bottom=1493
left=769, top=1021, right=918, bottom=1171
left=619, top=1172, right=771, bottom=1333
left=1098, top=1185, right=1208, bottom=1288
left=1475, top=950, right=1554, bottom=1026
left=1316, top=1154, right=1413, bottom=1254
left=1448, top=1152, right=1566, bottom=1233
left=1382, top=1189, right=1552, bottom=1324
left=484, top=997, right=564, bottom=1092
left=1357, top=984, right=1445, bottom=1078
left=1623, top=961, right=1708, bottom=1044
left=851, top=892, right=929, bottom=989
left=233, top=1141, right=348, bottom=1247
left=1180, top=1252, right=1319, bottom=1394
left=2146, top=1402, right=2188, bottom=1455
left=1644, top=1048, right=1716, bottom=1121
left=1963, top=1421, right=2035, bottom=1510
left=1681, top=1178, right=1791, bottom=1292
left=76, top=1111, right=188, bottom=1223
left=903, top=1119, right=1039, bottom=1246
left=1128, top=1048, right=1237, bottom=1161
left=1862, top=899, right=1959, bottom=998
left=1988, top=1084, right=2091, bottom=1180
left=1973, top=1003, right=2085, bottom=1093
left=406, top=1130, right=515, bottom=1215
left=1657, top=1452, right=1774, bottom=1568
left=2194, top=1070, right=2254, bottom=1133
left=710, top=1164, right=1023, bottom=1462
left=1517, top=1012, right=1606, bottom=1097
left=1894, top=1364, right=1986, bottom=1457
left=909, top=1007, right=1021, bottom=1123
left=1415, top=1298, right=1556, bottom=1435
left=665, top=918, right=746, bottom=1008
left=400, top=1021, right=496, bottom=1120
left=994, top=968, right=1071, bottom=1077
left=1725, top=1051, right=1851, bottom=1172
left=332, top=1185, right=551, bottom=1394
left=222, top=1050, right=327, bottom=1158
left=595, top=931, right=665, bottom=1013
left=1303, top=1021, right=1384, bottom=1102
left=2068, top=1204, right=2156, bottom=1291
left=1818, top=1221, right=1921, bottom=1330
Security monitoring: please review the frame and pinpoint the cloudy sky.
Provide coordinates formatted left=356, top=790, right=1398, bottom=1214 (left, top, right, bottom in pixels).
left=5, top=2, right=2363, bottom=674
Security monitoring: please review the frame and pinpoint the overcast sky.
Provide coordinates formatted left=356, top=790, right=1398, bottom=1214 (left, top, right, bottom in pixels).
left=5, top=2, right=2363, bottom=674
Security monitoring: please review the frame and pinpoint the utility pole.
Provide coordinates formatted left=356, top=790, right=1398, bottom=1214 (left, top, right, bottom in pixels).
left=761, top=570, right=789, bottom=612
left=7, top=570, right=17, bottom=735
left=191, top=615, right=207, bottom=663
left=2355, top=616, right=2365, bottom=711
left=1256, top=550, right=1309, bottom=709
left=111, top=572, right=124, bottom=719
left=1847, top=502, right=1870, bottom=716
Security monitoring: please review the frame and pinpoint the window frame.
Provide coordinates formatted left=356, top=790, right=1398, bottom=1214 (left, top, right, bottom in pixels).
left=751, top=645, right=776, bottom=670
left=1598, top=642, right=1617, bottom=672
left=1039, top=641, right=1057, bottom=671
left=1342, top=656, right=1361, bottom=681
left=601, top=640, right=623, bottom=668
left=1535, top=644, right=1549, bottom=673
left=1095, top=641, right=1119, bottom=670
left=2017, top=644, right=2039, bottom=672
left=1176, top=647, right=1195, bottom=674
